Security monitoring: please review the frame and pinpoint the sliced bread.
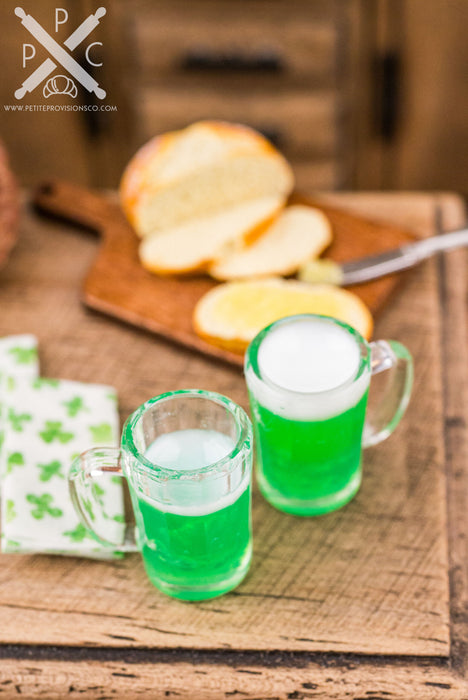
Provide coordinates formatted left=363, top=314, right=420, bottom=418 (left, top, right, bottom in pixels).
left=120, top=121, right=293, bottom=237
left=209, top=205, right=332, bottom=280
left=139, top=195, right=284, bottom=275
left=193, top=277, right=373, bottom=353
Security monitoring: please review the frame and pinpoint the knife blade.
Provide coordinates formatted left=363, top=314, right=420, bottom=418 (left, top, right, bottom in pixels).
left=299, top=226, right=468, bottom=287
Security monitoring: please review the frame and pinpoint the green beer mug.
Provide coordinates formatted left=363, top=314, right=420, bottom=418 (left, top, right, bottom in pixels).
left=245, top=314, right=413, bottom=516
left=69, top=390, right=253, bottom=600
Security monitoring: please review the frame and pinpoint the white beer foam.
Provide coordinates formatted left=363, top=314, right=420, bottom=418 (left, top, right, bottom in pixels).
left=135, top=429, right=249, bottom=516
left=136, top=475, right=250, bottom=516
left=145, top=429, right=235, bottom=471
left=258, top=318, right=361, bottom=392
left=246, top=317, right=370, bottom=421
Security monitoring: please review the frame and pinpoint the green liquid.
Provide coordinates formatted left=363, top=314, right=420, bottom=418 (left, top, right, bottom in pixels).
left=251, top=389, right=369, bottom=515
left=135, top=485, right=251, bottom=600
left=129, top=429, right=252, bottom=600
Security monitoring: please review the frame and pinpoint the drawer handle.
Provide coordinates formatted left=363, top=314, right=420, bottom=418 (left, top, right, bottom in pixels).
left=180, top=48, right=285, bottom=73
left=373, top=50, right=401, bottom=142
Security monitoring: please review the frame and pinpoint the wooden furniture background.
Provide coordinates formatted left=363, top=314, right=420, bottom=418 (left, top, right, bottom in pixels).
left=112, top=0, right=342, bottom=192
left=0, top=139, right=19, bottom=267
left=0, top=191, right=467, bottom=698
left=351, top=0, right=468, bottom=193
left=0, top=0, right=467, bottom=194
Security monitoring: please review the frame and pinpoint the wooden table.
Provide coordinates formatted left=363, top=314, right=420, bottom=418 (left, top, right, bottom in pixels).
left=0, top=191, right=467, bottom=699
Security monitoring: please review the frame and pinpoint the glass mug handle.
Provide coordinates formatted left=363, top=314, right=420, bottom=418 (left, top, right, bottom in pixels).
left=69, top=447, right=138, bottom=552
left=362, top=340, right=414, bottom=448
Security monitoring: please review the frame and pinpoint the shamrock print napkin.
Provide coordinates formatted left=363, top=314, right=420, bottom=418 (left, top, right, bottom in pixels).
left=0, top=376, right=125, bottom=559
left=0, top=335, right=39, bottom=482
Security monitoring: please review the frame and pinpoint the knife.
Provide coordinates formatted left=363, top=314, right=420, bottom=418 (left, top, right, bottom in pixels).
left=298, top=226, right=468, bottom=286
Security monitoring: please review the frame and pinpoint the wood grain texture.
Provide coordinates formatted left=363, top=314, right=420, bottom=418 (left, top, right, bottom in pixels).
left=130, top=0, right=337, bottom=86
left=0, top=191, right=461, bottom=662
left=0, top=138, right=19, bottom=269
left=138, top=87, right=338, bottom=161
left=0, top=656, right=467, bottom=699
left=33, top=180, right=416, bottom=368
left=0, top=191, right=467, bottom=698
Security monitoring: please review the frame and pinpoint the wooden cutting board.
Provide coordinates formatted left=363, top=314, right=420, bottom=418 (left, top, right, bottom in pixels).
left=33, top=180, right=416, bottom=366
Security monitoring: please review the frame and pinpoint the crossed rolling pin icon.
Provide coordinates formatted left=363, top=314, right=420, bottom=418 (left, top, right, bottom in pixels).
left=15, top=7, right=106, bottom=100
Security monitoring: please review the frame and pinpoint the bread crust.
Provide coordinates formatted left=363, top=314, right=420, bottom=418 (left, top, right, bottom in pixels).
left=120, top=121, right=293, bottom=238
left=209, top=205, right=333, bottom=281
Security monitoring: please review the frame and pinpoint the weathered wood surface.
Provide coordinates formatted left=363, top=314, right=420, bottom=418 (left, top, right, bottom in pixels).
left=0, top=655, right=466, bottom=699
left=33, top=180, right=415, bottom=367
left=0, top=192, right=467, bottom=698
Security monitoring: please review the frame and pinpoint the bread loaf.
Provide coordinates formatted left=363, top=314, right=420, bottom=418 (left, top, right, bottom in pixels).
left=120, top=121, right=294, bottom=238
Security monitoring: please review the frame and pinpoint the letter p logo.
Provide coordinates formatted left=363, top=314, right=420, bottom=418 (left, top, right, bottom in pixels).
left=55, top=8, right=68, bottom=33
left=22, top=43, right=35, bottom=68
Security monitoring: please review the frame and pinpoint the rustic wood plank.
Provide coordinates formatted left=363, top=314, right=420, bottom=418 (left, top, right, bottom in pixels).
left=0, top=193, right=459, bottom=660
left=0, top=656, right=467, bottom=699
left=435, top=201, right=468, bottom=680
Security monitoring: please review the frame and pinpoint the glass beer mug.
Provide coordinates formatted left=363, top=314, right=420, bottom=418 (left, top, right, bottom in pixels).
left=245, top=314, right=413, bottom=516
left=69, top=390, right=253, bottom=601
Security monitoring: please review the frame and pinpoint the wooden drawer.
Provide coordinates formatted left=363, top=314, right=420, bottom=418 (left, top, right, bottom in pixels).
left=294, top=160, right=338, bottom=191
left=137, top=87, right=337, bottom=161
left=124, top=0, right=338, bottom=89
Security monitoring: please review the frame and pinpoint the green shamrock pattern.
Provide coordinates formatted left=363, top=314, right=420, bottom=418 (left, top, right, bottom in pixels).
left=63, top=396, right=87, bottom=417
left=32, top=378, right=60, bottom=389
left=89, top=422, right=114, bottom=444
left=8, top=408, right=32, bottom=432
left=7, top=451, right=24, bottom=474
left=26, top=493, right=63, bottom=520
left=0, top=358, right=123, bottom=559
left=63, top=523, right=91, bottom=543
left=39, top=421, right=74, bottom=444
left=38, top=460, right=63, bottom=482
left=8, top=346, right=37, bottom=365
left=0, top=336, right=39, bottom=474
left=6, top=500, right=16, bottom=523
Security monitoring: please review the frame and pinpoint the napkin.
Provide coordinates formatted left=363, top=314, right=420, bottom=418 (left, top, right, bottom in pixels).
left=0, top=334, right=39, bottom=467
left=0, top=374, right=125, bottom=559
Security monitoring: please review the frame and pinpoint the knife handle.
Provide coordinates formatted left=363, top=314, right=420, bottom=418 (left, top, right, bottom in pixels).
left=404, top=228, right=468, bottom=259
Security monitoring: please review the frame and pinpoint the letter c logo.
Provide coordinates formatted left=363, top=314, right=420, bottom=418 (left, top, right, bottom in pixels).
left=86, top=42, right=103, bottom=67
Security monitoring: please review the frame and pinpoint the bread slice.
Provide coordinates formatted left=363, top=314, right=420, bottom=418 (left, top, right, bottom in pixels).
left=209, top=205, right=332, bottom=280
left=139, top=195, right=284, bottom=275
left=120, top=121, right=294, bottom=237
left=193, top=278, right=373, bottom=353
